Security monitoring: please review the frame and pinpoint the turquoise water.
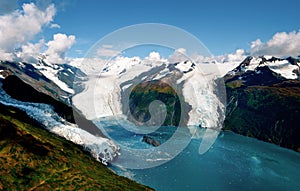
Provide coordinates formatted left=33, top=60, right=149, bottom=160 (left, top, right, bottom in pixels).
left=96, top=119, right=300, bottom=191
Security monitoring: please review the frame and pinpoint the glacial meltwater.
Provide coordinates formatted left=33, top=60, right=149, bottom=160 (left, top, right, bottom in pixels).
left=95, top=118, right=300, bottom=191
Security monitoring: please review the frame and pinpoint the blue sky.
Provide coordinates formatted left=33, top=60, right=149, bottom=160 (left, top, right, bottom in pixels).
left=1, top=0, right=300, bottom=58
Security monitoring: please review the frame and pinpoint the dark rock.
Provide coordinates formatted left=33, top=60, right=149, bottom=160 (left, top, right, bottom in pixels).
left=142, top=135, right=161, bottom=147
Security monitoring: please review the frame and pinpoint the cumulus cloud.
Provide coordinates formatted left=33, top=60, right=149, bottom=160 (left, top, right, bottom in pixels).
left=0, top=3, right=76, bottom=64
left=168, top=48, right=189, bottom=63
left=0, top=3, right=56, bottom=52
left=18, top=39, right=45, bottom=63
left=146, top=52, right=161, bottom=61
left=250, top=30, right=300, bottom=57
left=45, top=33, right=76, bottom=64
left=214, top=49, right=246, bottom=63
left=0, top=49, right=14, bottom=61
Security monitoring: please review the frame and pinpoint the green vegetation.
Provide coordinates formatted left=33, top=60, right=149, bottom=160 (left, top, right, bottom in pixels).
left=224, top=80, right=300, bottom=152
left=129, top=80, right=182, bottom=126
left=225, top=80, right=244, bottom=89
left=0, top=104, right=153, bottom=191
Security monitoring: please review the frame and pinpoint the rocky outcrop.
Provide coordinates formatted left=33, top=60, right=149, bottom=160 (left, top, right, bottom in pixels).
left=142, top=135, right=161, bottom=147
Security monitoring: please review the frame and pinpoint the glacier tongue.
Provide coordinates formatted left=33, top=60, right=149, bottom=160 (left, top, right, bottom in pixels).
left=50, top=126, right=119, bottom=164
left=180, top=63, right=226, bottom=128
left=0, top=82, right=119, bottom=165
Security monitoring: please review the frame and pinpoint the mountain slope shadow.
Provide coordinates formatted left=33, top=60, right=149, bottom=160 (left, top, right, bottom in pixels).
left=2, top=75, right=105, bottom=137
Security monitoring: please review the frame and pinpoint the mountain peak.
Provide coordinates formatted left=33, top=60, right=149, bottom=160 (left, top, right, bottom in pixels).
left=230, top=55, right=300, bottom=80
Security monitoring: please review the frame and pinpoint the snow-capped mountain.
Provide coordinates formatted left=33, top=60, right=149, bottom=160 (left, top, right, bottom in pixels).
left=0, top=59, right=119, bottom=164
left=224, top=55, right=300, bottom=152
left=72, top=54, right=298, bottom=155
left=34, top=55, right=80, bottom=94
left=0, top=56, right=86, bottom=105
left=74, top=54, right=300, bottom=132
left=227, top=55, right=300, bottom=81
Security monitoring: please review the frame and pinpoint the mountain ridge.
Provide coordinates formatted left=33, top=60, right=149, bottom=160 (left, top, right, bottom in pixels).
left=224, top=55, right=300, bottom=152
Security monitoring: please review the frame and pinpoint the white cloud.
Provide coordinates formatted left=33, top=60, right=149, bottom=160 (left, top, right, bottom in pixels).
left=19, top=39, right=45, bottom=63
left=176, top=48, right=187, bottom=54
left=214, top=49, right=246, bottom=63
left=146, top=51, right=161, bottom=61
left=0, top=49, right=14, bottom=62
left=45, top=33, right=76, bottom=64
left=250, top=30, right=300, bottom=57
left=50, top=23, right=60, bottom=28
left=0, top=3, right=76, bottom=64
left=0, top=3, right=56, bottom=52
left=168, top=48, right=189, bottom=63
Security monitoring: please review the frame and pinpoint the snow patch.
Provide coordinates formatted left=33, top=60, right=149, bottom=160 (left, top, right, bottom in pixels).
left=174, top=60, right=194, bottom=73
left=0, top=70, right=4, bottom=79
left=39, top=68, right=74, bottom=94
left=32, top=61, right=74, bottom=94
left=266, top=60, right=299, bottom=79
left=234, top=56, right=299, bottom=80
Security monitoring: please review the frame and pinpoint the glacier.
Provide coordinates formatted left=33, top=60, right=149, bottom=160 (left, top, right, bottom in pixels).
left=71, top=53, right=299, bottom=167
left=0, top=82, right=119, bottom=165
left=72, top=54, right=228, bottom=131
left=71, top=53, right=231, bottom=163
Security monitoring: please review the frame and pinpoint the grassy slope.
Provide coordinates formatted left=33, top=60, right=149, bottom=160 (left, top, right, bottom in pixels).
left=0, top=104, right=152, bottom=191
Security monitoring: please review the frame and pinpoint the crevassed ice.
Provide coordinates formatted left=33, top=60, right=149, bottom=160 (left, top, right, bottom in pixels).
left=0, top=83, right=119, bottom=164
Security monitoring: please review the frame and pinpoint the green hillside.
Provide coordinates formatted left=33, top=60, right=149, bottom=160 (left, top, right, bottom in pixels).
left=0, top=103, right=152, bottom=191
left=224, top=79, right=300, bottom=152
